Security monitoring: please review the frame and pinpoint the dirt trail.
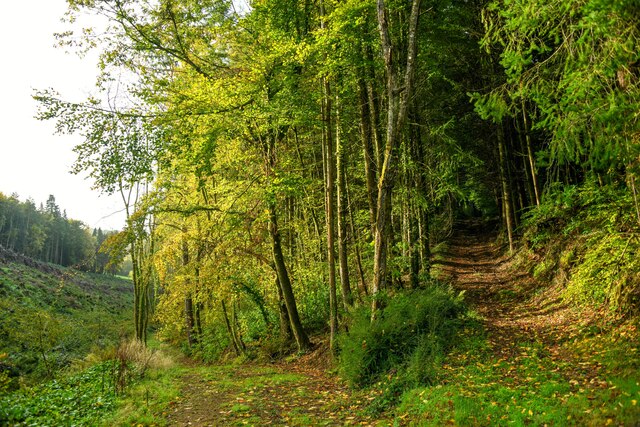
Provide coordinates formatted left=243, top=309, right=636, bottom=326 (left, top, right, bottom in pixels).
left=435, top=221, right=608, bottom=383
left=164, top=357, right=383, bottom=426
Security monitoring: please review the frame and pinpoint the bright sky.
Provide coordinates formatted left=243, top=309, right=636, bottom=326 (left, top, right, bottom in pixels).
left=0, top=0, right=125, bottom=231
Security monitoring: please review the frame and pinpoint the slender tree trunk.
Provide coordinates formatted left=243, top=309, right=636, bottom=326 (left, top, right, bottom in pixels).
left=231, top=298, right=246, bottom=352
left=411, top=107, right=431, bottom=278
left=184, top=295, right=196, bottom=346
left=358, top=77, right=378, bottom=235
left=268, top=200, right=311, bottom=352
left=182, top=234, right=197, bottom=347
left=364, top=44, right=384, bottom=169
left=498, top=124, right=515, bottom=252
left=293, top=128, right=323, bottom=253
left=335, top=94, right=353, bottom=309
left=346, top=179, right=368, bottom=301
left=194, top=247, right=203, bottom=337
left=260, top=127, right=310, bottom=352
left=195, top=300, right=203, bottom=337
left=322, top=76, right=338, bottom=350
left=521, top=94, right=540, bottom=206
left=418, top=204, right=431, bottom=276
left=372, top=0, right=422, bottom=317
left=515, top=118, right=536, bottom=207
left=131, top=241, right=143, bottom=342
left=221, top=300, right=241, bottom=356
left=320, top=0, right=338, bottom=350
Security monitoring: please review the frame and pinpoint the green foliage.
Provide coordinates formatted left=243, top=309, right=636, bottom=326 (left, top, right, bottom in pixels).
left=294, top=264, right=332, bottom=333
left=567, top=233, right=639, bottom=309
left=0, top=362, right=117, bottom=426
left=520, top=179, right=640, bottom=311
left=481, top=0, right=640, bottom=172
left=193, top=325, right=231, bottom=362
left=0, top=338, right=174, bottom=427
left=338, top=286, right=467, bottom=389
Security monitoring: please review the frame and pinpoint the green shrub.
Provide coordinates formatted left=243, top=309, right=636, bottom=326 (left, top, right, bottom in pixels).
left=337, top=286, right=467, bottom=389
left=566, top=233, right=640, bottom=310
left=189, top=318, right=235, bottom=362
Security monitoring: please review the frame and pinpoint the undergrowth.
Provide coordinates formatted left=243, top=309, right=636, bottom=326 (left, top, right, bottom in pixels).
left=337, top=285, right=469, bottom=412
left=0, top=361, right=118, bottom=426
left=0, top=261, right=133, bottom=386
left=519, top=179, right=640, bottom=312
left=0, top=338, right=175, bottom=426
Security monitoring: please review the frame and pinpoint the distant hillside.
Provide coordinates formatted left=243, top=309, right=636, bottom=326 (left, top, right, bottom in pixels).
left=0, top=244, right=132, bottom=313
left=0, top=245, right=134, bottom=386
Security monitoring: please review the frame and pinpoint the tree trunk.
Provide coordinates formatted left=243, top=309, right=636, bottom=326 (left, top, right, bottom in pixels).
left=268, top=201, right=311, bottom=352
left=194, top=249, right=203, bottom=337
left=184, top=294, right=196, bottom=346
left=358, top=77, right=378, bottom=235
left=498, top=123, right=515, bottom=252
left=411, top=106, right=431, bottom=278
left=346, top=179, right=368, bottom=301
left=260, top=123, right=310, bottom=352
left=320, top=0, right=338, bottom=350
left=372, top=0, right=422, bottom=317
left=364, top=44, right=384, bottom=169
left=322, top=75, right=338, bottom=350
left=335, top=94, right=353, bottom=310
left=232, top=298, right=246, bottom=352
left=275, top=276, right=293, bottom=342
left=221, top=299, right=241, bottom=356
left=521, top=93, right=540, bottom=207
left=182, top=234, right=197, bottom=347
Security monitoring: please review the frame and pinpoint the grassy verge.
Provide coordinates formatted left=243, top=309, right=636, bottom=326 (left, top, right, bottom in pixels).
left=98, top=364, right=183, bottom=426
left=1, top=338, right=183, bottom=427
left=97, top=338, right=182, bottom=426
left=395, top=320, right=640, bottom=426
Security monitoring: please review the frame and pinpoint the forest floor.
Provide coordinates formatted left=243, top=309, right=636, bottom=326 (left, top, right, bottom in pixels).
left=435, top=222, right=612, bottom=386
left=162, top=358, right=388, bottom=426
left=151, top=223, right=639, bottom=426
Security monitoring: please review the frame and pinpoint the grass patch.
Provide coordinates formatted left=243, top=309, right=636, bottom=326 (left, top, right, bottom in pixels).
left=99, top=365, right=183, bottom=427
left=97, top=339, right=181, bottom=426
left=0, top=261, right=133, bottom=386
left=394, top=321, right=640, bottom=425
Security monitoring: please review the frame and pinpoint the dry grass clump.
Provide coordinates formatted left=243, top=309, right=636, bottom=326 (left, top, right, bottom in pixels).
left=111, top=339, right=173, bottom=394
left=116, top=339, right=173, bottom=372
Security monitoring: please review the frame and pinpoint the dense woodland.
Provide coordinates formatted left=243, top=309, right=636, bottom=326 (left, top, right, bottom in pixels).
left=1, top=0, right=639, bottom=424
left=37, top=0, right=639, bottom=348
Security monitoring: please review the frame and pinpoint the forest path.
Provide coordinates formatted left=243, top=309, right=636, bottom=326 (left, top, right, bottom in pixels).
left=163, top=358, right=385, bottom=426
left=159, top=222, right=637, bottom=426
left=435, top=221, right=611, bottom=386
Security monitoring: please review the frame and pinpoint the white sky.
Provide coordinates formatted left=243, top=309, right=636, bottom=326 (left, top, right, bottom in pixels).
left=0, top=0, right=125, bottom=231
